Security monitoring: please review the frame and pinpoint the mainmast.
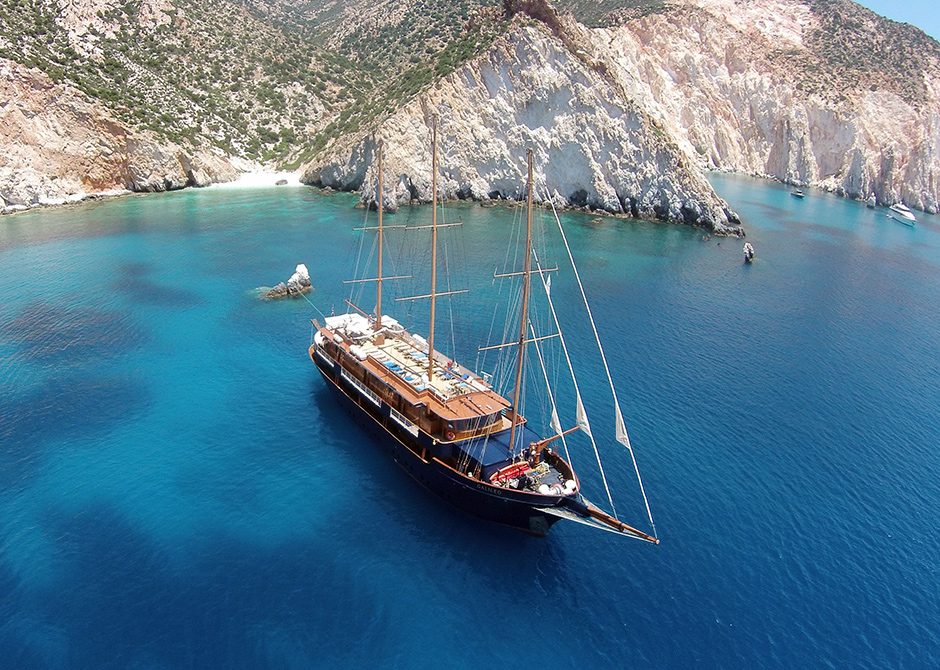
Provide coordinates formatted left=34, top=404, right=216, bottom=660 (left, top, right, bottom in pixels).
left=427, top=116, right=439, bottom=380
left=375, top=140, right=384, bottom=333
left=508, top=149, right=535, bottom=455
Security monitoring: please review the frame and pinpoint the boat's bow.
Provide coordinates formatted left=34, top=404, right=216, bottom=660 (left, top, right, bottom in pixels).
left=542, top=495, right=660, bottom=543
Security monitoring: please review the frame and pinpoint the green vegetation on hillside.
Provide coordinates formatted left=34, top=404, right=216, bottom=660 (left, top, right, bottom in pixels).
left=0, top=0, right=507, bottom=164
left=553, top=0, right=668, bottom=27
left=1, top=0, right=936, bottom=164
left=802, top=0, right=940, bottom=106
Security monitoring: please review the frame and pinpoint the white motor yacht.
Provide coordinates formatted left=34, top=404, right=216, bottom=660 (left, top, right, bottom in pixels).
left=889, top=202, right=917, bottom=224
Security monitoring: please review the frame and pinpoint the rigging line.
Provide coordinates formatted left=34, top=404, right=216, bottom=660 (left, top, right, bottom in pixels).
left=529, top=320, right=572, bottom=468
left=509, top=369, right=527, bottom=458
left=477, top=301, right=499, bottom=375
left=347, top=194, right=373, bottom=312
left=543, top=186, right=656, bottom=537
left=438, top=198, right=456, bottom=358
left=532, top=245, right=617, bottom=519
left=442, top=233, right=457, bottom=360
left=496, top=204, right=525, bottom=394
left=355, top=235, right=378, bottom=311
left=299, top=289, right=329, bottom=322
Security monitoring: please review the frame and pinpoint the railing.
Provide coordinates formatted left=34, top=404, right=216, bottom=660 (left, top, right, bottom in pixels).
left=314, top=347, right=333, bottom=366
left=389, top=407, right=419, bottom=437
left=340, top=369, right=381, bottom=407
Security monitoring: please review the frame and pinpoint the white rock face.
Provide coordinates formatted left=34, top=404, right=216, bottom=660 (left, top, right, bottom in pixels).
left=264, top=263, right=312, bottom=299
left=591, top=0, right=940, bottom=212
left=287, top=264, right=311, bottom=293
left=0, top=59, right=239, bottom=214
left=303, top=23, right=742, bottom=234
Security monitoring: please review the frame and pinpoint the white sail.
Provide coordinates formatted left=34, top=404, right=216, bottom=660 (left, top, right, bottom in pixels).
left=614, top=404, right=630, bottom=448
left=576, top=392, right=592, bottom=437
left=550, top=406, right=563, bottom=436
left=547, top=188, right=657, bottom=540
left=533, top=248, right=616, bottom=517
left=531, top=321, right=572, bottom=465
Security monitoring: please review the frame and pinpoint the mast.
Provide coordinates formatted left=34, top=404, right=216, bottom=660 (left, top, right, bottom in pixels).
left=375, top=139, right=384, bottom=332
left=508, top=149, right=534, bottom=455
left=427, top=116, right=439, bottom=380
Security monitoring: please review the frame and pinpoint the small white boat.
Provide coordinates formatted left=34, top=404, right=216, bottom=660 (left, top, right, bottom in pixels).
left=743, top=242, right=755, bottom=264
left=790, top=190, right=805, bottom=199
left=866, top=195, right=876, bottom=209
left=889, top=203, right=917, bottom=225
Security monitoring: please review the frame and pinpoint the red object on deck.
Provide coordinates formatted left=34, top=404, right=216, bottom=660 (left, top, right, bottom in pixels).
left=491, top=462, right=529, bottom=483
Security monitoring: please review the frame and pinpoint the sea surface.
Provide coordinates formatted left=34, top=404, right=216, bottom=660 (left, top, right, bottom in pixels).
left=1, top=176, right=938, bottom=668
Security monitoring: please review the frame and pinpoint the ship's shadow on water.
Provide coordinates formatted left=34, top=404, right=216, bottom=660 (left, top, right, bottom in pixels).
left=305, top=380, right=576, bottom=581
left=0, top=393, right=575, bottom=669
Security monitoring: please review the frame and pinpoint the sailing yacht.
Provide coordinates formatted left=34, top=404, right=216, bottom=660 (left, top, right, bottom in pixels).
left=308, top=122, right=658, bottom=542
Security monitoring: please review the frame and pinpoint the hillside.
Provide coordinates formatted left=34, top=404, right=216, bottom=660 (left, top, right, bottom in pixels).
left=0, top=0, right=506, bottom=162
left=1, top=0, right=939, bottom=219
left=302, top=21, right=743, bottom=233
left=0, top=57, right=239, bottom=209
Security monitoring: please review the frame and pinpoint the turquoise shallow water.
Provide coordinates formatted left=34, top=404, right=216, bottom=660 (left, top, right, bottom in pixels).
left=1, top=177, right=939, bottom=668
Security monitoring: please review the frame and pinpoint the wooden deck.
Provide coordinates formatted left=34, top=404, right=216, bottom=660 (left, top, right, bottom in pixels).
left=318, top=313, right=510, bottom=423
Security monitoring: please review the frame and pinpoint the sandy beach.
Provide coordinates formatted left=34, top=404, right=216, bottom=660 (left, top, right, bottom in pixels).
left=211, top=170, right=303, bottom=189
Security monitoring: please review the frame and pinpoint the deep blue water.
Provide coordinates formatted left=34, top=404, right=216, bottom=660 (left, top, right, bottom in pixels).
left=1, top=177, right=939, bottom=668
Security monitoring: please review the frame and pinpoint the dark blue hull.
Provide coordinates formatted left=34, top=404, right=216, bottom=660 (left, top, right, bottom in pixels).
left=312, top=351, right=565, bottom=535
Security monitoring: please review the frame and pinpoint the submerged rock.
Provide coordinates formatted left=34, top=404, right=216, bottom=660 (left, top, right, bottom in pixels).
left=264, top=264, right=312, bottom=300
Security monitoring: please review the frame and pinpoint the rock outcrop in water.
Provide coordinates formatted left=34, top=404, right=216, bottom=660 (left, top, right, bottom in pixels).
left=0, top=59, right=240, bottom=214
left=301, top=21, right=742, bottom=234
left=264, top=264, right=312, bottom=300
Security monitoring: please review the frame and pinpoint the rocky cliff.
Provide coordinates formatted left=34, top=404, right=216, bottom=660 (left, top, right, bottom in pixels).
left=302, top=22, right=743, bottom=234
left=3, top=0, right=938, bottom=220
left=0, top=58, right=240, bottom=213
left=579, top=0, right=940, bottom=212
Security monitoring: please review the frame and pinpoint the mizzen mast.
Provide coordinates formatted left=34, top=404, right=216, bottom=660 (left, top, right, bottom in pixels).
left=508, top=149, right=535, bottom=455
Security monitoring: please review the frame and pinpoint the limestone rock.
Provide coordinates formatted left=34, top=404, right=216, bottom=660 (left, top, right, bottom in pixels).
left=264, top=283, right=290, bottom=300
left=0, top=58, right=240, bottom=214
left=589, top=0, right=940, bottom=213
left=264, top=264, right=312, bottom=300
left=301, top=22, right=743, bottom=234
left=287, top=264, right=312, bottom=294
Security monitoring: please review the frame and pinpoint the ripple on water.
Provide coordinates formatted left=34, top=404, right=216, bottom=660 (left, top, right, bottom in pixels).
left=112, top=262, right=204, bottom=309
left=0, top=373, right=150, bottom=488
left=1, top=302, right=146, bottom=368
